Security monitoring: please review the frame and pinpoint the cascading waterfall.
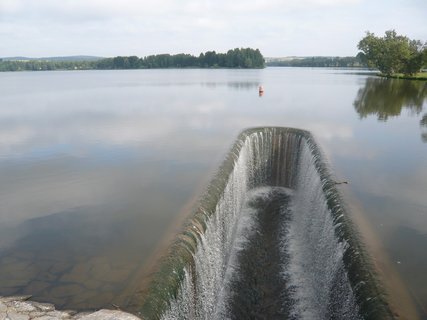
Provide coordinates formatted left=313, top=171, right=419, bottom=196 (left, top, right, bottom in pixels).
left=137, top=127, right=393, bottom=320
left=285, top=139, right=360, bottom=319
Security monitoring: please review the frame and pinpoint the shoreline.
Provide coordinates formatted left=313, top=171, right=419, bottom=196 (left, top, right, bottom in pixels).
left=0, top=66, right=266, bottom=73
left=378, top=72, right=427, bottom=81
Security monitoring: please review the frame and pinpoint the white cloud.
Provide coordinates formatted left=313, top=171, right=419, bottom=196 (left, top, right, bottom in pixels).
left=0, top=126, right=33, bottom=147
left=0, top=0, right=426, bottom=56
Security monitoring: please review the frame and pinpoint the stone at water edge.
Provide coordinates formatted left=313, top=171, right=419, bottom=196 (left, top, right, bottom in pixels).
left=0, top=296, right=142, bottom=320
left=77, top=310, right=141, bottom=320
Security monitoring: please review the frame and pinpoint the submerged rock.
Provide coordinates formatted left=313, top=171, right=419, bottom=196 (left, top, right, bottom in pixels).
left=0, top=296, right=141, bottom=320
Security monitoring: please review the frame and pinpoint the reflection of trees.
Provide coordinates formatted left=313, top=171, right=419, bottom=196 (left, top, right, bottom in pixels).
left=421, top=114, right=427, bottom=143
left=354, top=78, right=427, bottom=142
left=202, top=81, right=260, bottom=90
left=354, top=78, right=426, bottom=120
left=227, top=82, right=260, bottom=90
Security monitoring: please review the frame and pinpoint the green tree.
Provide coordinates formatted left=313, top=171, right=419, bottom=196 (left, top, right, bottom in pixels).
left=357, top=30, right=426, bottom=76
left=404, top=40, right=426, bottom=75
left=128, top=56, right=140, bottom=68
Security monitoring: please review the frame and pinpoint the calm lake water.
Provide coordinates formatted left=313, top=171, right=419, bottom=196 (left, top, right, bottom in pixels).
left=0, top=68, right=426, bottom=317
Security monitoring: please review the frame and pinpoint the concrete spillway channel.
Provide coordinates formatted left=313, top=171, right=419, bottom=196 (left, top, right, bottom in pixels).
left=136, top=127, right=394, bottom=320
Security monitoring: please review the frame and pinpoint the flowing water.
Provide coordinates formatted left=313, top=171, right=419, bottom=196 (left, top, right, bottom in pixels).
left=0, top=68, right=426, bottom=318
left=151, top=128, right=388, bottom=320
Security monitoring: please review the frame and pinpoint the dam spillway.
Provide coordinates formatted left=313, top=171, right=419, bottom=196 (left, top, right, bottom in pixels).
left=137, top=127, right=393, bottom=320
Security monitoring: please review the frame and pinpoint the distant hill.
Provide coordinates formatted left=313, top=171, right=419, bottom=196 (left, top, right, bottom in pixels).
left=1, top=55, right=104, bottom=62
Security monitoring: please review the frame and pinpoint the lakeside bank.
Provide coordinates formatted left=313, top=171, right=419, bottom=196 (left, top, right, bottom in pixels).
left=379, top=72, right=427, bottom=81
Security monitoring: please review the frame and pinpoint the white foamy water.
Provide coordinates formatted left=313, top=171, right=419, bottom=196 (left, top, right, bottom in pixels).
left=158, top=128, right=369, bottom=320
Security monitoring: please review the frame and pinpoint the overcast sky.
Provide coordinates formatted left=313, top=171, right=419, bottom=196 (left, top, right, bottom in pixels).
left=0, top=0, right=426, bottom=57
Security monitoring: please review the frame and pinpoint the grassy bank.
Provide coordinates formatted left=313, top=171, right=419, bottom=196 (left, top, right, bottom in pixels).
left=379, top=72, right=427, bottom=81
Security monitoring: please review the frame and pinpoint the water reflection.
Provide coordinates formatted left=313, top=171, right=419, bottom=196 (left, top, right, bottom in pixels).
left=0, top=70, right=265, bottom=310
left=354, top=78, right=426, bottom=120
left=0, top=69, right=426, bottom=316
left=354, top=78, right=427, bottom=142
left=421, top=114, right=427, bottom=143
left=387, top=226, right=427, bottom=317
left=201, top=81, right=260, bottom=90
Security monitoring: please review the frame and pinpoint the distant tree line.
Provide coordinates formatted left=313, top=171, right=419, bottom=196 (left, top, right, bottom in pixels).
left=0, top=48, right=265, bottom=71
left=99, top=48, right=265, bottom=69
left=357, top=30, right=426, bottom=76
left=0, top=60, right=95, bottom=71
left=266, top=56, right=366, bottom=68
